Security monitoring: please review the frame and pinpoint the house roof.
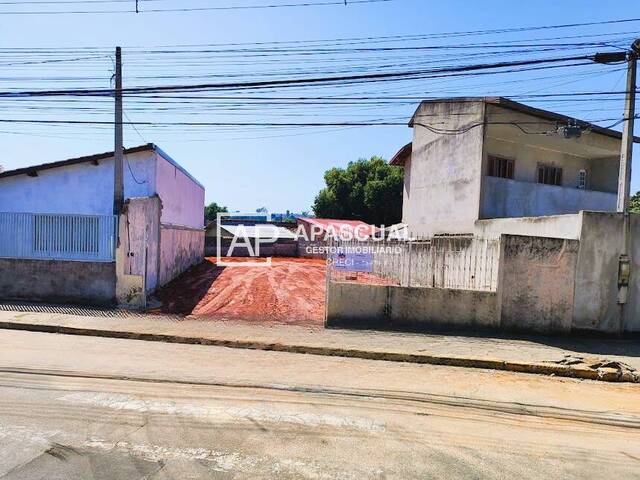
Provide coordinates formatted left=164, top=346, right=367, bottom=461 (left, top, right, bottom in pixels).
left=389, top=142, right=412, bottom=166
left=408, top=96, right=640, bottom=144
left=297, top=217, right=377, bottom=236
left=0, top=143, right=205, bottom=189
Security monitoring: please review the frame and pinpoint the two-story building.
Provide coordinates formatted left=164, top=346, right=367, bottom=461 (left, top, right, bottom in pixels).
left=390, top=97, right=632, bottom=238
left=326, top=97, right=640, bottom=335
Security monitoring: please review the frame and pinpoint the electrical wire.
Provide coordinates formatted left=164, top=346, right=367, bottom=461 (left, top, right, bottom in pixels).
left=0, top=20, right=635, bottom=144
left=0, top=0, right=396, bottom=14
left=0, top=54, right=600, bottom=97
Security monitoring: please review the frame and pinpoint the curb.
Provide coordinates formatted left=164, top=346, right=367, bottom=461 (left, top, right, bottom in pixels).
left=1, top=321, right=638, bottom=383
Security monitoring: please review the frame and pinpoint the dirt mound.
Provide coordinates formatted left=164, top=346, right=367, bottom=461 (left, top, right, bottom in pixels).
left=155, top=257, right=326, bottom=326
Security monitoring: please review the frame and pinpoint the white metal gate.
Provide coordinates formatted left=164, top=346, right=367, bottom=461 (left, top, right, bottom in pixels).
left=0, top=212, right=117, bottom=262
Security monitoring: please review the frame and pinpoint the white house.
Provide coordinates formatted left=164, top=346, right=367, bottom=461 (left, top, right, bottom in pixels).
left=325, top=98, right=640, bottom=336
left=390, top=97, right=634, bottom=238
left=0, top=143, right=205, bottom=306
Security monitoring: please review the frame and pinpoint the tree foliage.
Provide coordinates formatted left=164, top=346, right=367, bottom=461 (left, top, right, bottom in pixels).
left=204, top=202, right=228, bottom=223
left=630, top=191, right=640, bottom=213
left=312, top=156, right=404, bottom=226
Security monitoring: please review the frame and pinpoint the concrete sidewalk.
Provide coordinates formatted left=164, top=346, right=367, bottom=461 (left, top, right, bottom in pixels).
left=0, top=309, right=639, bottom=382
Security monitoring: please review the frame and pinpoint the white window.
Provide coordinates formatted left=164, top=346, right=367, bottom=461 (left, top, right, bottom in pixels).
left=578, top=169, right=587, bottom=190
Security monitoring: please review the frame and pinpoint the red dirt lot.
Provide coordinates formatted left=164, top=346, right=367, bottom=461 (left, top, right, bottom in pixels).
left=155, top=257, right=326, bottom=326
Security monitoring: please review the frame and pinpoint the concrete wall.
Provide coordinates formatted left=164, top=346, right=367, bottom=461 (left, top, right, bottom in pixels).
left=404, top=100, right=486, bottom=237
left=155, top=152, right=205, bottom=230
left=478, top=213, right=640, bottom=334
left=326, top=236, right=579, bottom=335
left=119, top=197, right=161, bottom=293
left=389, top=286, right=499, bottom=329
left=0, top=151, right=156, bottom=215
left=474, top=213, right=582, bottom=240
left=624, top=215, right=640, bottom=333
left=326, top=214, right=640, bottom=336
left=325, top=282, right=390, bottom=328
left=116, top=196, right=203, bottom=304
left=116, top=195, right=203, bottom=298
left=326, top=282, right=499, bottom=330
left=588, top=156, right=620, bottom=193
left=0, top=258, right=115, bottom=305
left=481, top=176, right=617, bottom=219
left=158, top=225, right=204, bottom=287
left=500, top=235, right=579, bottom=333
left=571, top=212, right=640, bottom=334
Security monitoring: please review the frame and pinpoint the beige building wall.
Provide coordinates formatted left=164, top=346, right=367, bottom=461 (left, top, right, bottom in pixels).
left=480, top=105, right=620, bottom=219
left=483, top=104, right=620, bottom=192
left=400, top=100, right=623, bottom=238
left=403, top=100, right=486, bottom=237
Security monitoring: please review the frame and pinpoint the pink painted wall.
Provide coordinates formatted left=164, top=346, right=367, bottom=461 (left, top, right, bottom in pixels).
left=154, top=152, right=205, bottom=230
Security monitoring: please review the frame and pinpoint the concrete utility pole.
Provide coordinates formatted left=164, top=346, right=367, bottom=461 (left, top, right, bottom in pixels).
left=616, top=39, right=639, bottom=309
left=114, top=46, right=124, bottom=216
left=617, top=42, right=638, bottom=215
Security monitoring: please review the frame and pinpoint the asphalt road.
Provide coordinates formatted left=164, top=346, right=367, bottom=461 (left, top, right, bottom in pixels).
left=0, top=329, right=639, bottom=479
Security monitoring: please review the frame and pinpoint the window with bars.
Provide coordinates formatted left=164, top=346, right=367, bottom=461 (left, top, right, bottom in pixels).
left=487, top=155, right=514, bottom=179
left=537, top=165, right=563, bottom=186
left=578, top=169, right=587, bottom=189
left=33, top=215, right=100, bottom=254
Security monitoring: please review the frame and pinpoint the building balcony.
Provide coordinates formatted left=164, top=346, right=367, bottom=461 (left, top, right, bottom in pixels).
left=480, top=176, right=617, bottom=219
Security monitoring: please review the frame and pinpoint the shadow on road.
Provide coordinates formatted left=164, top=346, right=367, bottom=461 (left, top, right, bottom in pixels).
left=338, top=323, right=640, bottom=359
left=154, top=260, right=225, bottom=316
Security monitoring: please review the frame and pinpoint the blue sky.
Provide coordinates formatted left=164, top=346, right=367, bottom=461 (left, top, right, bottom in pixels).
left=0, top=0, right=638, bottom=212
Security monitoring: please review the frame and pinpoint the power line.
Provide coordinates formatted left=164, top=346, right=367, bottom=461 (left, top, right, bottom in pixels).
left=0, top=118, right=621, bottom=127
left=0, top=54, right=598, bottom=97
left=0, top=34, right=632, bottom=55
left=0, top=0, right=157, bottom=3
left=0, top=25, right=633, bottom=143
left=128, top=29, right=640, bottom=50
left=0, top=0, right=395, bottom=14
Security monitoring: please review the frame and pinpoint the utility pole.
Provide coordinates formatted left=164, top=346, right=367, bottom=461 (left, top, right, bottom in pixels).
left=616, top=39, right=640, bottom=315
left=617, top=42, right=638, bottom=215
left=114, top=46, right=124, bottom=216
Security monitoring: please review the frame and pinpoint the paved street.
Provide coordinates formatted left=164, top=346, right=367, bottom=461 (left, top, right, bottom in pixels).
left=0, top=329, right=639, bottom=479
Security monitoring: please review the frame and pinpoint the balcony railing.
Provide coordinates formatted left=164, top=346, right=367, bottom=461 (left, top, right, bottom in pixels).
left=481, top=176, right=617, bottom=219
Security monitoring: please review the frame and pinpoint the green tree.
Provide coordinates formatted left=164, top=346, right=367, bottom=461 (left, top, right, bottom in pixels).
left=312, top=156, right=404, bottom=225
left=630, top=191, right=640, bottom=213
left=204, top=202, right=228, bottom=223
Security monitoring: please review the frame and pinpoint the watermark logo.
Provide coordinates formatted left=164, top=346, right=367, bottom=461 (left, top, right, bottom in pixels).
left=216, top=212, right=280, bottom=267
left=215, top=213, right=408, bottom=268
